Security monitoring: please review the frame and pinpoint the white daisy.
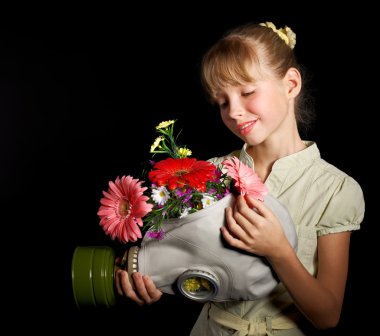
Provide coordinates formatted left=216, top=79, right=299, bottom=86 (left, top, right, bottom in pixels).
left=201, top=195, right=216, bottom=209
left=151, top=186, right=170, bottom=205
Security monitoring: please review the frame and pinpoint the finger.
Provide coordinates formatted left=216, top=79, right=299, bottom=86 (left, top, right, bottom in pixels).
left=220, top=226, right=247, bottom=250
left=118, top=270, right=145, bottom=305
left=133, top=272, right=153, bottom=304
left=225, top=207, right=257, bottom=245
left=142, top=275, right=162, bottom=303
left=235, top=195, right=262, bottom=221
left=115, top=269, right=123, bottom=295
left=244, top=195, right=271, bottom=217
left=225, top=207, right=250, bottom=239
left=233, top=197, right=265, bottom=235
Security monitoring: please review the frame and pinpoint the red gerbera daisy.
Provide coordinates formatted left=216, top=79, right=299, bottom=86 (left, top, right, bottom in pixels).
left=148, top=158, right=216, bottom=192
left=97, top=175, right=153, bottom=243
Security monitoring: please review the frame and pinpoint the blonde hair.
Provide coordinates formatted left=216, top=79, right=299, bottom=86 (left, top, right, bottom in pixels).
left=201, top=22, right=314, bottom=131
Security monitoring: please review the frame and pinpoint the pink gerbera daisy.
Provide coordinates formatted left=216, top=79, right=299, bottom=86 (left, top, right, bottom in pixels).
left=97, top=175, right=153, bottom=243
left=222, top=157, right=268, bottom=201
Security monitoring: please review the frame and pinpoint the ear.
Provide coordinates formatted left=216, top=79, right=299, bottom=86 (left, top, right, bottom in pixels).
left=284, top=67, right=302, bottom=98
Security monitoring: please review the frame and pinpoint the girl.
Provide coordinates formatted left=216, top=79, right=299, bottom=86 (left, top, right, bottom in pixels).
left=116, top=21, right=365, bottom=335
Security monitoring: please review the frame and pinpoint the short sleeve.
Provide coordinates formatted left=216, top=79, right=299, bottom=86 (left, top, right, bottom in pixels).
left=317, top=176, right=365, bottom=236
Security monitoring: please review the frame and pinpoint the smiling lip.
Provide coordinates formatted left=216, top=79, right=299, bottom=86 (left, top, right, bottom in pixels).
left=238, top=120, right=258, bottom=135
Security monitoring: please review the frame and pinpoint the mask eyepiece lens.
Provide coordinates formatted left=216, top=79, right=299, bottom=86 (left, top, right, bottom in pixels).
left=177, top=269, right=219, bottom=301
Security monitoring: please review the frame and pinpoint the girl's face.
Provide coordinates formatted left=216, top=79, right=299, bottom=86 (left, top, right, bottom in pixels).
left=214, top=67, right=299, bottom=147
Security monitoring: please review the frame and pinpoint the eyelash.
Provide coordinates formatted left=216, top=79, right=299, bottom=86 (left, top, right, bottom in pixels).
left=217, top=90, right=255, bottom=108
left=219, top=102, right=228, bottom=108
left=242, top=90, right=255, bottom=97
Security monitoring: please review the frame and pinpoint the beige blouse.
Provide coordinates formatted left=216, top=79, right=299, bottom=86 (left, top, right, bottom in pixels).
left=190, top=141, right=365, bottom=335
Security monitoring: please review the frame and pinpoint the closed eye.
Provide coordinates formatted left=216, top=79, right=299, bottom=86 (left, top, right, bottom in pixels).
left=242, top=90, right=255, bottom=97
left=217, top=101, right=228, bottom=109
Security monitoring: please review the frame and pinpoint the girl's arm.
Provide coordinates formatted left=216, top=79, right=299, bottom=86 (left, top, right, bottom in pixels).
left=268, top=232, right=350, bottom=329
left=222, top=194, right=350, bottom=329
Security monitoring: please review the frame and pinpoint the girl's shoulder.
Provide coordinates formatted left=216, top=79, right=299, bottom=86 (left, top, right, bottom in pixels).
left=310, top=158, right=365, bottom=234
left=313, top=158, right=363, bottom=197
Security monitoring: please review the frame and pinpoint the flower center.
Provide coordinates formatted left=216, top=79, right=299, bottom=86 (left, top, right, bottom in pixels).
left=175, top=170, right=188, bottom=176
left=118, top=198, right=132, bottom=217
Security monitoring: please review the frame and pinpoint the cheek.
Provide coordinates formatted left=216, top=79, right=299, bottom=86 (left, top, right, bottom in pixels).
left=220, top=111, right=230, bottom=126
left=220, top=112, right=228, bottom=124
left=248, top=95, right=281, bottom=123
left=246, top=99, right=263, bottom=116
left=221, top=114, right=239, bottom=134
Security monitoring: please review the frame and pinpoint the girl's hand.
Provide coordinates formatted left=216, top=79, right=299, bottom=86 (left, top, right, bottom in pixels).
left=115, top=270, right=162, bottom=306
left=221, top=194, right=289, bottom=259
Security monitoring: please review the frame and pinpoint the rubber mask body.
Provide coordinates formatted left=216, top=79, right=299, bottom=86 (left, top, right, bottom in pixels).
left=138, top=193, right=297, bottom=301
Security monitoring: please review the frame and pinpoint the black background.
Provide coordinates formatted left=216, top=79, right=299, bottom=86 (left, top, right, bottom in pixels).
left=1, top=4, right=376, bottom=335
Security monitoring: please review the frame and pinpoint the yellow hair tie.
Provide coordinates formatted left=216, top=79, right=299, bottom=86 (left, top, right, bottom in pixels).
left=259, top=22, right=296, bottom=49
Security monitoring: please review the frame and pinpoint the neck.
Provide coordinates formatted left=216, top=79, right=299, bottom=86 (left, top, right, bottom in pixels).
left=247, top=131, right=305, bottom=182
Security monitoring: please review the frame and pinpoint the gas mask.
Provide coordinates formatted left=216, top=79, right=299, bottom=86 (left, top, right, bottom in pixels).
left=72, top=193, right=297, bottom=307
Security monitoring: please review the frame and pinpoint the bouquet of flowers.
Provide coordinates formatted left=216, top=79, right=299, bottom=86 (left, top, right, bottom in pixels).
left=97, top=119, right=268, bottom=244
left=69, top=119, right=298, bottom=304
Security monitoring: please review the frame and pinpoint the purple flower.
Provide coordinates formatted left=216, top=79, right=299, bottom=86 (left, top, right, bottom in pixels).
left=147, top=229, right=165, bottom=240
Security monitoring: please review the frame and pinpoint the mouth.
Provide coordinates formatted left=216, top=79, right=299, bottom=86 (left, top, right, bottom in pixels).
left=238, top=120, right=258, bottom=135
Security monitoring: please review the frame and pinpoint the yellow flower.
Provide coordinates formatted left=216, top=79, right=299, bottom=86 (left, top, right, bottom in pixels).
left=177, top=147, right=192, bottom=158
left=200, top=278, right=211, bottom=291
left=150, top=136, right=164, bottom=153
left=183, top=278, right=201, bottom=292
left=156, top=120, right=175, bottom=129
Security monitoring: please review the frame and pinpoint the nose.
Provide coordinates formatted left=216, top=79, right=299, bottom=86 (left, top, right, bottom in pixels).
left=227, top=97, right=244, bottom=120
